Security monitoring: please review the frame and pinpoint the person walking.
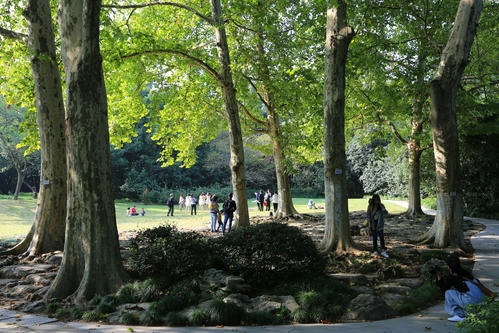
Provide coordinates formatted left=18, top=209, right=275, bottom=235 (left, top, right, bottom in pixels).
left=272, top=191, right=279, bottom=213
left=367, top=194, right=389, bottom=258
left=258, top=190, right=265, bottom=212
left=199, top=192, right=206, bottom=210
left=221, top=193, right=237, bottom=233
left=166, top=193, right=175, bottom=216
left=190, top=194, right=197, bottom=215
left=178, top=194, right=185, bottom=212
left=209, top=194, right=220, bottom=232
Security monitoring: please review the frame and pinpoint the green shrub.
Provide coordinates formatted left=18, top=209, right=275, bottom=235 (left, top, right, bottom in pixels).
left=120, top=312, right=140, bottom=325
left=395, top=282, right=443, bottom=315
left=420, top=250, right=449, bottom=262
left=219, top=222, right=326, bottom=286
left=89, top=295, right=102, bottom=306
left=82, top=310, right=100, bottom=322
left=54, top=308, right=71, bottom=320
left=188, top=309, right=209, bottom=326
left=70, top=307, right=84, bottom=320
left=206, top=299, right=244, bottom=326
left=96, top=300, right=116, bottom=314
left=281, top=275, right=356, bottom=323
left=140, top=309, right=163, bottom=325
left=127, top=225, right=219, bottom=282
left=116, top=283, right=139, bottom=304
left=163, top=312, right=188, bottom=326
left=457, top=298, right=499, bottom=333
left=46, top=302, right=60, bottom=314
left=135, top=279, right=162, bottom=302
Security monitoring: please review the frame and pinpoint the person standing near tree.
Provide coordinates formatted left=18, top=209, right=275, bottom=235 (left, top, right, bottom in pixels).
left=222, top=193, right=237, bottom=233
left=258, top=190, right=265, bottom=212
left=265, top=190, right=272, bottom=211
left=166, top=193, right=175, bottom=216
left=209, top=194, right=220, bottom=232
left=272, top=191, right=279, bottom=213
left=367, top=194, right=389, bottom=258
left=178, top=194, right=185, bottom=212
left=190, top=194, right=197, bottom=215
left=199, top=192, right=206, bottom=210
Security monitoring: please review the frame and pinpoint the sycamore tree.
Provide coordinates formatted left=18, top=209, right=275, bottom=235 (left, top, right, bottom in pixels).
left=321, top=0, right=354, bottom=253
left=102, top=0, right=250, bottom=226
left=418, top=0, right=483, bottom=249
left=101, top=0, right=325, bottom=219
left=346, top=0, right=459, bottom=216
left=0, top=0, right=67, bottom=256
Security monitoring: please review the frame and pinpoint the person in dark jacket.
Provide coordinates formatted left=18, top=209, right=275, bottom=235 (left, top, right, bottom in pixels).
left=258, top=190, right=265, bottom=212
left=166, top=193, right=175, bottom=216
left=221, top=193, right=237, bottom=234
left=367, top=194, right=389, bottom=258
left=436, top=254, right=486, bottom=322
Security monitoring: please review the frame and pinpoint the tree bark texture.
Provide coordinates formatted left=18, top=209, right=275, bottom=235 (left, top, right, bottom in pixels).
left=407, top=144, right=424, bottom=216
left=21, top=0, right=67, bottom=256
left=320, top=1, right=354, bottom=253
left=210, top=0, right=249, bottom=227
left=46, top=0, right=127, bottom=303
left=423, top=0, right=482, bottom=248
left=13, top=164, right=24, bottom=200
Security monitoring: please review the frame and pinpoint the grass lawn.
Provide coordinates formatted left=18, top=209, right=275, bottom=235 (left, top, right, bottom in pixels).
left=0, top=194, right=407, bottom=240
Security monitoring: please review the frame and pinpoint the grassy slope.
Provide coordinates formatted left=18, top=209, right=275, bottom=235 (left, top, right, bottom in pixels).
left=0, top=194, right=406, bottom=240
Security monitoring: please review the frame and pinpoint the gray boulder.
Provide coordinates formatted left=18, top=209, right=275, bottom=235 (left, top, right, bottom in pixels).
left=249, top=295, right=299, bottom=314
left=382, top=293, right=406, bottom=309
left=342, top=294, right=394, bottom=321
left=224, top=276, right=251, bottom=294
left=395, top=278, right=423, bottom=289
left=223, top=293, right=251, bottom=311
left=47, top=253, right=63, bottom=265
left=24, top=273, right=52, bottom=286
left=378, top=283, right=411, bottom=294
left=0, top=264, right=53, bottom=279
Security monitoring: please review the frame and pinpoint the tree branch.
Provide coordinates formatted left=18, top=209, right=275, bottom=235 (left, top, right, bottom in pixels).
left=237, top=100, right=266, bottom=126
left=241, top=73, right=271, bottom=111
left=386, top=119, right=408, bottom=145
left=122, top=49, right=223, bottom=86
left=0, top=27, right=27, bottom=43
left=102, top=1, right=214, bottom=25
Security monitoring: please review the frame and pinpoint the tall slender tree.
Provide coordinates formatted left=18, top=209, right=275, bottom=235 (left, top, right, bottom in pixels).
left=0, top=0, right=66, bottom=256
left=321, top=0, right=354, bottom=253
left=419, top=0, right=483, bottom=248
left=46, top=0, right=127, bottom=302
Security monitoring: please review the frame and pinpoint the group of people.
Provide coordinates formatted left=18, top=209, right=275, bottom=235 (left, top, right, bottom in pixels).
left=126, top=205, right=145, bottom=216
left=255, top=190, right=279, bottom=213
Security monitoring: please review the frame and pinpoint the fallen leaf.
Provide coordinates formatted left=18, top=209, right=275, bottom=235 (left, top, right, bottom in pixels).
left=418, top=314, right=423, bottom=317
left=216, top=325, right=224, bottom=328
left=127, top=328, right=135, bottom=332
left=425, top=327, right=432, bottom=330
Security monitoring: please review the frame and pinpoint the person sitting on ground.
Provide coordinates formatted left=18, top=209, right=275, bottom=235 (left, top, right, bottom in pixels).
left=307, top=199, right=317, bottom=209
left=367, top=194, right=389, bottom=258
left=140, top=208, right=146, bottom=216
left=126, top=207, right=131, bottom=216
left=437, top=254, right=488, bottom=322
left=130, top=205, right=139, bottom=216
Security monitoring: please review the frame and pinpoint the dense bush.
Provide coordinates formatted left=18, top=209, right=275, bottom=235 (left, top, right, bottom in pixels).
left=457, top=297, right=499, bottom=333
left=395, top=282, right=443, bottom=315
left=219, top=222, right=326, bottom=286
left=127, top=225, right=220, bottom=282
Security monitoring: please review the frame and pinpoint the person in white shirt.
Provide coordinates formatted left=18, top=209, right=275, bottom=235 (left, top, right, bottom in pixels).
left=272, top=191, right=279, bottom=213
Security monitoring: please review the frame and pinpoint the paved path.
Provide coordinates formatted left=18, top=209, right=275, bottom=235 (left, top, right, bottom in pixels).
left=1, top=202, right=497, bottom=332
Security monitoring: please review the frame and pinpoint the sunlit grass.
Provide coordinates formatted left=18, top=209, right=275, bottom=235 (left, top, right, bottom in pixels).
left=0, top=194, right=406, bottom=240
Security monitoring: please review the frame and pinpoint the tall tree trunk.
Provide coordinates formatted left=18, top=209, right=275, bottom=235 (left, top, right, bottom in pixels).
left=12, top=163, right=24, bottom=200
left=419, top=0, right=482, bottom=249
left=407, top=144, right=424, bottom=215
left=46, top=0, right=127, bottom=303
left=22, top=0, right=67, bottom=256
left=210, top=0, right=249, bottom=227
left=320, top=0, right=354, bottom=253
left=271, top=131, right=298, bottom=218
left=252, top=21, right=298, bottom=219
